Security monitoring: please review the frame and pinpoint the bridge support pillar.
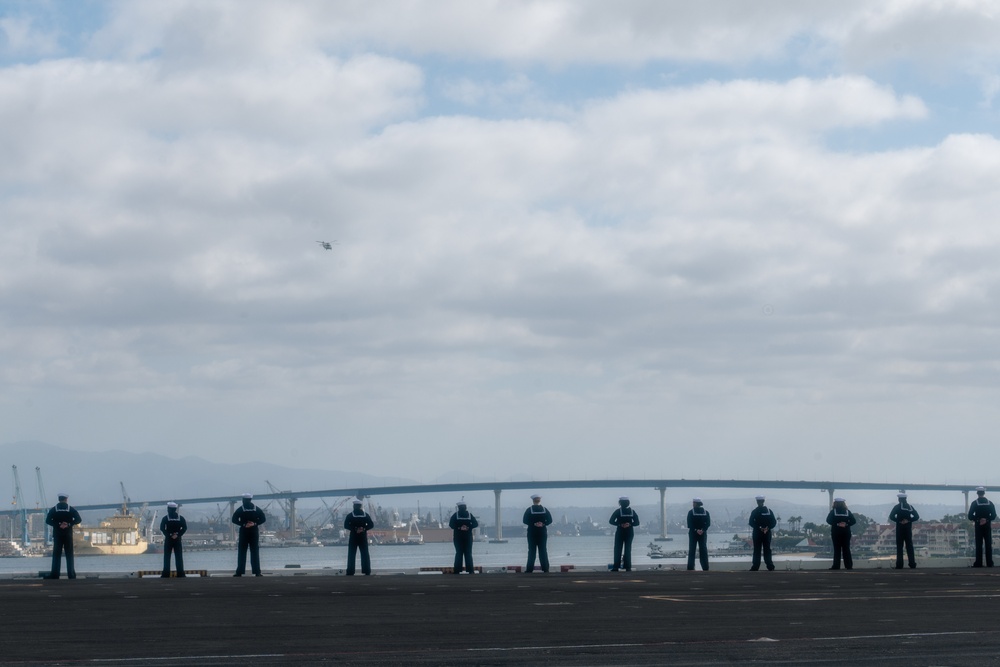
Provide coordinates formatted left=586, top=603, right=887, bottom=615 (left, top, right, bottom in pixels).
left=827, top=489, right=834, bottom=507
left=964, top=490, right=970, bottom=512
left=288, top=498, right=297, bottom=539
left=490, top=489, right=507, bottom=543
left=655, top=487, right=669, bottom=541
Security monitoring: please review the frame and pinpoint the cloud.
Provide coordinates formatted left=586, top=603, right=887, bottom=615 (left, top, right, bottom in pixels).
left=0, top=14, right=60, bottom=60
left=2, top=2, right=1000, bottom=484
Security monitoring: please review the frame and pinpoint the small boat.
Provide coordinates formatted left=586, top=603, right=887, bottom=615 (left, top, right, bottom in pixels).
left=647, top=542, right=668, bottom=559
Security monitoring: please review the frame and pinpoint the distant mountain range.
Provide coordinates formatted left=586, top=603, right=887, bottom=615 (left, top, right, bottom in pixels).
left=0, top=440, right=419, bottom=508
left=0, top=442, right=967, bottom=524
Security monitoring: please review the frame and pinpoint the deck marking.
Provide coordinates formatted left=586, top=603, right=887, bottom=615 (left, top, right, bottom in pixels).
left=641, top=593, right=1000, bottom=603
left=466, top=631, right=977, bottom=654
left=804, top=631, right=976, bottom=642
left=469, top=642, right=645, bottom=652
left=89, top=654, right=286, bottom=663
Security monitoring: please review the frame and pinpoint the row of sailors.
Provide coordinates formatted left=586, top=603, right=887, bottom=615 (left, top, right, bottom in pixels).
left=42, top=487, right=1000, bottom=579
left=688, top=487, right=995, bottom=572
left=45, top=492, right=266, bottom=579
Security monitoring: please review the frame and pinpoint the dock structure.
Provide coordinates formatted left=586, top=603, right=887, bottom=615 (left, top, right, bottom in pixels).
left=1, top=479, right=982, bottom=544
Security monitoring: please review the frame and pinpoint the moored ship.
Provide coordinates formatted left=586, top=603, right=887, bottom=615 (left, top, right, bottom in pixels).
left=74, top=508, right=150, bottom=556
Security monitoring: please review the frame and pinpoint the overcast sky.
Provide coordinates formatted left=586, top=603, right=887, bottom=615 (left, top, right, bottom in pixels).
left=2, top=1, right=1000, bottom=488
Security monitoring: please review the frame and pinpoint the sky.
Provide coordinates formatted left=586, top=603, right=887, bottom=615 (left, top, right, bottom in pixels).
left=2, top=1, right=1000, bottom=488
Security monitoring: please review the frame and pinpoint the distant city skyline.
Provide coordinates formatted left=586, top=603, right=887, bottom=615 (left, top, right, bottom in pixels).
left=2, top=3, right=1000, bottom=485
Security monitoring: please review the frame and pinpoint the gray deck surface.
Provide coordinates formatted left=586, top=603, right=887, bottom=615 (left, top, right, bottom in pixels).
left=1, top=568, right=997, bottom=666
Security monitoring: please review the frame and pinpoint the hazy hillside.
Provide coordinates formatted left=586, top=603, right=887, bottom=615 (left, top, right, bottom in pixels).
left=0, top=440, right=418, bottom=507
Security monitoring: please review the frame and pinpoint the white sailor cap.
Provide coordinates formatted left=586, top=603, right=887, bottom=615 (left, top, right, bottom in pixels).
left=457, top=500, right=467, bottom=507
left=755, top=495, right=765, bottom=501
left=242, top=493, right=253, bottom=499
left=692, top=497, right=702, bottom=504
left=352, top=498, right=363, bottom=505
left=531, top=494, right=541, bottom=501
left=167, top=502, right=178, bottom=508
left=834, top=497, right=846, bottom=503
left=57, top=492, right=69, bottom=499
left=619, top=496, right=629, bottom=502
left=977, top=486, right=987, bottom=493
left=897, top=493, right=907, bottom=499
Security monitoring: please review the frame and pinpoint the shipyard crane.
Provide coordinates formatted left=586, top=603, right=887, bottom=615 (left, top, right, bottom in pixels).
left=35, top=467, right=50, bottom=544
left=11, top=466, right=29, bottom=545
left=120, top=482, right=132, bottom=515
left=265, top=480, right=297, bottom=537
left=208, top=503, right=229, bottom=527
left=146, top=508, right=158, bottom=546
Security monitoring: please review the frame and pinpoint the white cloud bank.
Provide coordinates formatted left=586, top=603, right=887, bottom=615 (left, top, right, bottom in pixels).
left=0, top=2, right=998, bottom=490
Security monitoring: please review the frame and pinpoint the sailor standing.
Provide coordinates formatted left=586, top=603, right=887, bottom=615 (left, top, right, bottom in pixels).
left=448, top=500, right=478, bottom=574
left=232, top=493, right=266, bottom=577
left=344, top=498, right=374, bottom=575
left=748, top=495, right=777, bottom=571
left=523, top=494, right=553, bottom=573
left=45, top=493, right=82, bottom=579
left=968, top=486, right=997, bottom=568
left=686, top=498, right=711, bottom=571
left=826, top=497, right=857, bottom=570
left=159, top=502, right=188, bottom=578
left=609, top=496, right=640, bottom=572
left=888, top=492, right=920, bottom=570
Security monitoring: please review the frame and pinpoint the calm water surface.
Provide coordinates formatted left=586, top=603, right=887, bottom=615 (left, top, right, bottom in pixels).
left=0, top=534, right=823, bottom=575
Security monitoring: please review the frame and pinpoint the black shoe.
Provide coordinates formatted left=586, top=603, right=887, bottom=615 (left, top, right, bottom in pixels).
left=749, top=567, right=759, bottom=571
left=829, top=566, right=840, bottom=570
left=254, top=574, right=263, bottom=577
left=972, top=564, right=983, bottom=568
left=161, top=574, right=170, bottom=578
left=767, top=566, right=775, bottom=571
left=233, top=573, right=243, bottom=577
left=177, top=574, right=186, bottom=578
left=909, top=564, right=916, bottom=569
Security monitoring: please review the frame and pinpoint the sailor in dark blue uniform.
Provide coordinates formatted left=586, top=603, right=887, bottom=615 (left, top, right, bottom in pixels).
left=826, top=497, right=857, bottom=570
left=45, top=493, right=82, bottom=579
left=159, top=501, right=188, bottom=577
left=968, top=486, right=997, bottom=568
left=888, top=492, right=920, bottom=569
left=232, top=493, right=266, bottom=576
left=448, top=500, right=478, bottom=574
left=609, top=496, right=640, bottom=571
left=748, top=495, right=777, bottom=571
left=523, top=494, right=553, bottom=573
left=344, top=498, right=374, bottom=575
left=687, top=498, right=711, bottom=571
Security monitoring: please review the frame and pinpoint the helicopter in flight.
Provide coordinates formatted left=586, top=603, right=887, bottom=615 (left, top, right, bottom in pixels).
left=315, top=240, right=338, bottom=250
